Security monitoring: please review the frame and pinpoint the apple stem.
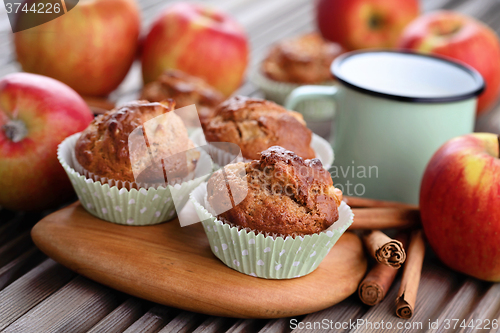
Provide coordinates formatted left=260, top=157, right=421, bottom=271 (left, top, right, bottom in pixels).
left=3, top=119, right=27, bottom=143
left=369, top=15, right=383, bottom=30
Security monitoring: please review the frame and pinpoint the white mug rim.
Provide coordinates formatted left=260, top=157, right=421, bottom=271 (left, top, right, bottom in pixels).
left=331, top=50, right=485, bottom=104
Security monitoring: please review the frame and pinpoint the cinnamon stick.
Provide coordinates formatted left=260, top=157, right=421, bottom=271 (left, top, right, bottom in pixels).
left=349, top=207, right=420, bottom=230
left=344, top=196, right=418, bottom=210
left=358, top=263, right=399, bottom=306
left=396, top=229, right=426, bottom=319
left=361, top=230, right=406, bottom=268
left=358, top=233, right=408, bottom=306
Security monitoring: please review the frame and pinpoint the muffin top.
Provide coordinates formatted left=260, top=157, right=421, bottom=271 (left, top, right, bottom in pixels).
left=75, top=100, right=198, bottom=184
left=202, top=96, right=315, bottom=160
left=262, top=32, right=343, bottom=83
left=141, top=69, right=225, bottom=124
left=207, top=146, right=342, bottom=237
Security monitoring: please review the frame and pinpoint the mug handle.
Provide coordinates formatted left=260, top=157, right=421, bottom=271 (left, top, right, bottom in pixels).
left=284, top=85, right=339, bottom=111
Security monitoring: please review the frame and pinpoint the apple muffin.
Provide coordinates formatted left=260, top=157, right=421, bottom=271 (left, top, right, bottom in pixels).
left=75, top=100, right=199, bottom=186
left=207, top=146, right=342, bottom=237
left=202, top=96, right=315, bottom=160
left=261, top=32, right=343, bottom=84
left=141, top=69, right=225, bottom=125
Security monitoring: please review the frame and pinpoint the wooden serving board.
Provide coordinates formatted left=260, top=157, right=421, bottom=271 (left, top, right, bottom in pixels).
left=31, top=203, right=367, bottom=319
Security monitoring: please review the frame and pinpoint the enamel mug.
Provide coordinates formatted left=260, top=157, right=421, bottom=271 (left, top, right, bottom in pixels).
left=285, top=50, right=485, bottom=204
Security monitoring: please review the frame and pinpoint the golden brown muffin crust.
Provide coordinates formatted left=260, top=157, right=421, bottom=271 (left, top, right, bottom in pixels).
left=203, top=96, right=315, bottom=160
left=262, top=32, right=343, bottom=83
left=75, top=100, right=198, bottom=184
left=141, top=69, right=225, bottom=124
left=207, top=146, right=341, bottom=237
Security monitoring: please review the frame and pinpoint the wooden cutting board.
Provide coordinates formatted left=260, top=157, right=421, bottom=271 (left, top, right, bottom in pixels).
left=31, top=203, right=367, bottom=319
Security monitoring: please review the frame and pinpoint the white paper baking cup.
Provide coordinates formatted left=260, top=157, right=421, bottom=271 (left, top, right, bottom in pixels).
left=190, top=183, right=353, bottom=279
left=189, top=128, right=333, bottom=170
left=58, top=133, right=212, bottom=225
left=251, top=70, right=336, bottom=121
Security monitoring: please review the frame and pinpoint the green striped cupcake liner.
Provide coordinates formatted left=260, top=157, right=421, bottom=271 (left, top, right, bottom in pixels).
left=190, top=182, right=353, bottom=279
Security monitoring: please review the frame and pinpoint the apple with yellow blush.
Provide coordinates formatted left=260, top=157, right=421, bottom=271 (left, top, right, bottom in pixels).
left=141, top=2, right=249, bottom=97
left=420, top=133, right=500, bottom=281
left=0, top=73, right=93, bottom=211
left=14, top=0, right=141, bottom=97
left=316, top=0, right=419, bottom=50
left=398, top=11, right=500, bottom=115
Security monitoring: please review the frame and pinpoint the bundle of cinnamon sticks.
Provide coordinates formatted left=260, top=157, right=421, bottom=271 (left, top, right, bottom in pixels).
left=344, top=196, right=426, bottom=320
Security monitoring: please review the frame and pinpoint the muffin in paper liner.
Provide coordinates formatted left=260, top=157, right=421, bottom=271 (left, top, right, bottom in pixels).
left=58, top=132, right=212, bottom=225
left=189, top=128, right=334, bottom=170
left=190, top=183, right=353, bottom=279
left=70, top=149, right=197, bottom=191
left=251, top=70, right=336, bottom=121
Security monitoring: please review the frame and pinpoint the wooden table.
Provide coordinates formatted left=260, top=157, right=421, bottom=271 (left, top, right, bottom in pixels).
left=2, top=0, right=500, bottom=332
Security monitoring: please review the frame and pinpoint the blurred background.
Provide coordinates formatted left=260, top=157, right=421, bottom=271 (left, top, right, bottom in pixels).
left=2, top=0, right=500, bottom=138
left=1, top=0, right=499, bottom=136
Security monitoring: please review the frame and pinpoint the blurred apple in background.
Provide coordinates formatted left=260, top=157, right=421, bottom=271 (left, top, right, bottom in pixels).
left=14, top=0, right=141, bottom=97
left=420, top=133, right=500, bottom=282
left=316, top=0, right=419, bottom=50
left=399, top=11, right=500, bottom=115
left=0, top=73, right=93, bottom=211
left=141, top=2, right=249, bottom=96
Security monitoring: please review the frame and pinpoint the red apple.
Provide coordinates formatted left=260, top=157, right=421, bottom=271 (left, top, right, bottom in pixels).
left=420, top=133, right=500, bottom=282
left=14, top=0, right=141, bottom=97
left=141, top=3, right=249, bottom=96
left=316, top=0, right=419, bottom=51
left=398, top=11, right=500, bottom=115
left=0, top=73, right=93, bottom=211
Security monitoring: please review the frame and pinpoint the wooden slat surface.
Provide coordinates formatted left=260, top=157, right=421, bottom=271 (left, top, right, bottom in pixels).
left=157, top=312, right=206, bottom=333
left=0, top=259, right=76, bottom=331
left=0, top=247, right=46, bottom=290
left=1, top=0, right=500, bottom=331
left=456, top=284, right=500, bottom=333
left=191, top=316, right=236, bottom=333
left=87, top=298, right=147, bottom=333
left=425, top=280, right=486, bottom=333
left=122, top=306, right=176, bottom=333
left=293, top=297, right=364, bottom=333
left=3, top=276, right=121, bottom=332
left=259, top=318, right=293, bottom=333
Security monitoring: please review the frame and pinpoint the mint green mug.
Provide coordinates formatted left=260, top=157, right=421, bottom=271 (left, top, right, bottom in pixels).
left=285, top=51, right=484, bottom=204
